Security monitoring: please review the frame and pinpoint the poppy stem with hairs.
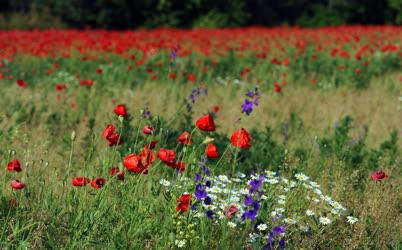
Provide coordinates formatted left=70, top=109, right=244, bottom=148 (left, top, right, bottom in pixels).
left=110, top=116, right=125, bottom=168
left=231, top=145, right=240, bottom=176
left=214, top=143, right=232, bottom=171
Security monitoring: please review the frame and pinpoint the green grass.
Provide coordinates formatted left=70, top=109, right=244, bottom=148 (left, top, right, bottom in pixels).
left=0, top=55, right=401, bottom=249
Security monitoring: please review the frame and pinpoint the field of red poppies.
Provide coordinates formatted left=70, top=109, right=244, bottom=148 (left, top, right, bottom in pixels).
left=0, top=26, right=401, bottom=249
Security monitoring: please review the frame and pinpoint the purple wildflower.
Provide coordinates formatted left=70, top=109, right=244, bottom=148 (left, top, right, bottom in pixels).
left=241, top=99, right=254, bottom=115
left=195, top=173, right=202, bottom=183
left=195, top=184, right=208, bottom=201
left=204, top=196, right=212, bottom=205
left=272, top=226, right=286, bottom=235
left=249, top=175, right=264, bottom=193
left=242, top=209, right=257, bottom=220
left=244, top=195, right=254, bottom=206
left=206, top=210, right=214, bottom=219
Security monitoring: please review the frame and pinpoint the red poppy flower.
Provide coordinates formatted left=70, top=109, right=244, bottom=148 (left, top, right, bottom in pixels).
left=114, top=104, right=127, bottom=117
left=188, top=73, right=195, bottom=83
left=139, top=145, right=156, bottom=168
left=55, top=83, right=67, bottom=91
left=231, top=128, right=252, bottom=149
left=96, top=68, right=103, bottom=74
left=102, top=124, right=116, bottom=138
left=195, top=114, right=216, bottom=132
left=102, top=124, right=123, bottom=146
left=80, top=79, right=94, bottom=86
left=212, top=105, right=220, bottom=113
left=178, top=131, right=193, bottom=145
left=91, top=178, right=106, bottom=189
left=176, top=194, right=192, bottom=212
left=71, top=177, right=91, bottom=186
left=169, top=72, right=177, bottom=79
left=109, top=167, right=125, bottom=181
left=16, top=80, right=28, bottom=88
left=205, top=144, right=219, bottom=158
left=7, top=159, right=22, bottom=172
left=10, top=180, right=25, bottom=190
left=224, top=204, right=239, bottom=219
left=157, top=148, right=176, bottom=163
left=274, top=83, right=282, bottom=93
left=123, top=153, right=148, bottom=174
left=371, top=170, right=387, bottom=181
left=143, top=125, right=154, bottom=135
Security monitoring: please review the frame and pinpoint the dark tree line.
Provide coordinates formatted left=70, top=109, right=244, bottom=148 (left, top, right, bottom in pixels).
left=0, top=0, right=401, bottom=29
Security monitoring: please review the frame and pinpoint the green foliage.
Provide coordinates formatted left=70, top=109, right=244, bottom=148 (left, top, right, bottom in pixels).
left=388, top=0, right=402, bottom=24
left=0, top=0, right=401, bottom=29
left=297, top=4, right=347, bottom=27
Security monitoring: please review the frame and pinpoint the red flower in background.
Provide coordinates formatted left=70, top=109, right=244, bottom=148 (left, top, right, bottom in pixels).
left=195, top=114, right=216, bottom=132
left=102, top=124, right=123, bottom=146
left=109, top=167, right=125, bottom=181
left=178, top=131, right=193, bottom=145
left=212, top=105, right=220, bottom=113
left=371, top=170, right=387, bottom=181
left=188, top=73, right=196, bottom=83
left=7, top=159, right=22, bottom=172
left=274, top=83, right=282, bottom=93
left=114, top=104, right=127, bottom=117
left=96, top=68, right=103, bottom=74
left=80, top=79, right=94, bottom=86
left=169, top=72, right=177, bottom=79
left=157, top=148, right=176, bottom=163
left=16, top=80, right=28, bottom=88
left=176, top=194, right=192, bottom=212
left=71, top=177, right=91, bottom=186
left=205, top=144, right=219, bottom=158
left=55, top=83, right=68, bottom=91
left=10, top=180, right=25, bottom=190
left=143, top=125, right=154, bottom=135
left=231, top=128, right=252, bottom=149
left=91, top=178, right=106, bottom=189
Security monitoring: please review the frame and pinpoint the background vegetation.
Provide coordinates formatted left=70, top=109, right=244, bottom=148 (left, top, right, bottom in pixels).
left=0, top=0, right=401, bottom=29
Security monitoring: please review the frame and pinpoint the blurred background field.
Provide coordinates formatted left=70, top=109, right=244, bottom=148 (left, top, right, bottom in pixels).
left=0, top=1, right=401, bottom=249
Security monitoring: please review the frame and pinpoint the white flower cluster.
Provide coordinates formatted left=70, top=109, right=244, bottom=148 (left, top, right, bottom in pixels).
left=161, top=169, right=357, bottom=242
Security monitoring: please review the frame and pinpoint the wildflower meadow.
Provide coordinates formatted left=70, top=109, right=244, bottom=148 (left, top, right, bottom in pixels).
left=0, top=26, right=401, bottom=249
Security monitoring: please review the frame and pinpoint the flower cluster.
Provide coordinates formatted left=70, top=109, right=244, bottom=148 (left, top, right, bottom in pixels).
left=241, top=86, right=260, bottom=115
left=160, top=169, right=358, bottom=248
left=183, top=86, right=208, bottom=112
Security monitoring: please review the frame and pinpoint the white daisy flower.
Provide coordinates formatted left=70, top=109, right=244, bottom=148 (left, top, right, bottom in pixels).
left=284, top=218, right=297, bottom=224
left=257, top=223, right=268, bottom=231
left=295, top=173, right=309, bottom=181
left=265, top=170, right=276, bottom=178
left=266, top=178, right=279, bottom=184
left=175, top=239, right=186, bottom=248
left=306, top=210, right=315, bottom=216
left=346, top=216, right=358, bottom=225
left=227, top=222, right=237, bottom=228
left=319, top=217, right=332, bottom=225
left=207, top=186, right=221, bottom=193
left=159, top=179, right=170, bottom=187
left=218, top=175, right=229, bottom=182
